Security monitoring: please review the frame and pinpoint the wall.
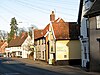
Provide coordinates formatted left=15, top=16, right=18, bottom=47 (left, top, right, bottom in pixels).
left=45, top=35, right=49, bottom=62
left=56, top=40, right=69, bottom=60
left=11, top=47, right=22, bottom=57
left=22, top=35, right=31, bottom=58
left=56, top=40, right=81, bottom=60
left=35, top=38, right=46, bottom=60
left=89, top=17, right=100, bottom=71
left=68, top=40, right=81, bottom=59
left=80, top=0, right=93, bottom=67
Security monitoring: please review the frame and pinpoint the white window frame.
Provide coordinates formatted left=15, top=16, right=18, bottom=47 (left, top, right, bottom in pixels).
left=96, top=16, right=100, bottom=29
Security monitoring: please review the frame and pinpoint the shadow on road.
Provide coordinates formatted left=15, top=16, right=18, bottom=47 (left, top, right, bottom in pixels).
left=0, top=58, right=68, bottom=75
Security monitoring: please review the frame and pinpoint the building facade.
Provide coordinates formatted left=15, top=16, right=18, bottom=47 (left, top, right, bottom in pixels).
left=84, top=0, right=100, bottom=72
left=8, top=32, right=31, bottom=58
left=78, top=0, right=94, bottom=67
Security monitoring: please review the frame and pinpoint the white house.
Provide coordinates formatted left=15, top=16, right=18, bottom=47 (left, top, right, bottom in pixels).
left=8, top=32, right=31, bottom=58
left=78, top=0, right=94, bottom=67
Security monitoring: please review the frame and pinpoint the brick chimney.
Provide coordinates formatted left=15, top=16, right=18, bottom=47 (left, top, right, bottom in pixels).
left=50, top=11, right=55, bottom=22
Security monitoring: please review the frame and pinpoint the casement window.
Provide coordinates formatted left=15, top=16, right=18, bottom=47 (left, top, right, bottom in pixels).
left=42, top=38, right=45, bottom=44
left=96, top=16, right=100, bottom=29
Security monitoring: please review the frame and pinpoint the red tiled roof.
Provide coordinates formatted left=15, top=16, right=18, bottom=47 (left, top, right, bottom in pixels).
left=52, top=18, right=80, bottom=40
left=33, top=18, right=79, bottom=40
left=8, top=32, right=28, bottom=47
left=52, top=18, right=70, bottom=40
left=34, top=29, right=43, bottom=40
left=43, top=24, right=49, bottom=35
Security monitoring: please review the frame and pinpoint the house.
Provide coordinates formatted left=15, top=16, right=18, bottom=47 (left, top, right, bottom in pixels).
left=84, top=0, right=100, bottom=72
left=47, top=14, right=81, bottom=65
left=34, top=11, right=81, bottom=65
left=0, top=40, right=8, bottom=56
left=78, top=0, right=94, bottom=68
left=8, top=32, right=31, bottom=58
left=34, top=29, right=46, bottom=61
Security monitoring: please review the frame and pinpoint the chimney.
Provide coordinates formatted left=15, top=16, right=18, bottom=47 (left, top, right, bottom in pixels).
left=13, top=33, right=16, bottom=39
left=50, top=11, right=55, bottom=22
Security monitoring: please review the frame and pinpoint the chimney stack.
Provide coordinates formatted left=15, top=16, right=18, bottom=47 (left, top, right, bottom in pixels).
left=50, top=11, right=55, bottom=22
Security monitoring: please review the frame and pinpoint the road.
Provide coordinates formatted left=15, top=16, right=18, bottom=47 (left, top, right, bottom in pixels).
left=0, top=57, right=99, bottom=75
left=0, top=57, right=66, bottom=75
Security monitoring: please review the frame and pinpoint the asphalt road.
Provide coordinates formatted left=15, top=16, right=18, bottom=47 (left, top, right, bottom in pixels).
left=0, top=57, right=100, bottom=75
left=0, top=58, right=66, bottom=75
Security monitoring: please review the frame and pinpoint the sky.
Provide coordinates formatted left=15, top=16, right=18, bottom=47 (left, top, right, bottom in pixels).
left=0, top=0, right=80, bottom=32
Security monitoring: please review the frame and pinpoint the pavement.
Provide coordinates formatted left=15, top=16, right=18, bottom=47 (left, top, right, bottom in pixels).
left=11, top=58, right=100, bottom=75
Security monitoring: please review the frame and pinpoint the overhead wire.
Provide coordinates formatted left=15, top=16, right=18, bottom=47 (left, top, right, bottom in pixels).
left=22, top=0, right=77, bottom=11
left=0, top=2, right=33, bottom=23
left=15, top=0, right=76, bottom=16
left=0, top=0, right=79, bottom=31
left=15, top=0, right=50, bottom=14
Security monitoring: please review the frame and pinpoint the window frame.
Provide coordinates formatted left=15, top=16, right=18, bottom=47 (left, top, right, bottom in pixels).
left=96, top=16, right=100, bottom=29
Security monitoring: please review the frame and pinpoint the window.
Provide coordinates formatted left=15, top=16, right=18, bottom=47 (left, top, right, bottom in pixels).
left=18, top=51, right=22, bottom=55
left=96, top=16, right=100, bottom=29
left=51, top=46, right=53, bottom=52
left=42, top=38, right=45, bottom=45
left=64, top=55, right=67, bottom=58
left=84, top=0, right=90, bottom=11
left=42, top=51, right=44, bottom=59
left=86, top=19, right=89, bottom=37
left=84, top=46, right=87, bottom=59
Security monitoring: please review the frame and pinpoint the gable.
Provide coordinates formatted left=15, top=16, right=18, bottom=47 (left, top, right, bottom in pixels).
left=52, top=18, right=70, bottom=40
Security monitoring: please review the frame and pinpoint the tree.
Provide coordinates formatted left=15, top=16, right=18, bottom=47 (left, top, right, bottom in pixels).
left=8, top=17, right=18, bottom=43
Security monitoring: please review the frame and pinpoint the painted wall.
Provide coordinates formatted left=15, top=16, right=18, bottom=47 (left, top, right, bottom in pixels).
left=35, top=39, right=46, bottom=60
left=21, top=36, right=31, bottom=58
left=10, top=47, right=22, bottom=57
left=56, top=40, right=81, bottom=60
left=89, top=17, right=100, bottom=71
left=80, top=0, right=93, bottom=67
left=68, top=40, right=81, bottom=59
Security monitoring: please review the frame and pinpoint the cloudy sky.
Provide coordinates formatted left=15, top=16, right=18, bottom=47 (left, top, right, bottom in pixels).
left=0, top=0, right=80, bottom=32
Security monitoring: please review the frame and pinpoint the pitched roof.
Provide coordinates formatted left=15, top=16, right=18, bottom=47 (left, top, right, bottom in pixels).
left=43, top=24, right=49, bottom=36
left=8, top=32, right=28, bottom=47
left=69, top=22, right=80, bottom=39
left=52, top=18, right=80, bottom=40
left=52, top=18, right=70, bottom=40
left=33, top=18, right=79, bottom=40
left=34, top=29, right=43, bottom=40
left=84, top=0, right=100, bottom=17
